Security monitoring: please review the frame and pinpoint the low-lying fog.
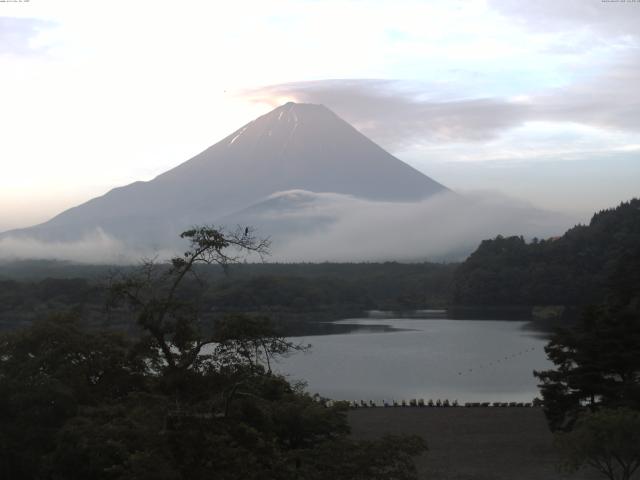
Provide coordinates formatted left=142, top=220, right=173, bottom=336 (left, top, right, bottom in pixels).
left=0, top=191, right=578, bottom=264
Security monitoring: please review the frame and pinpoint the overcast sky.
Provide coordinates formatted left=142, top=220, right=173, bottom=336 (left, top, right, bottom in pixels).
left=1, top=0, right=639, bottom=232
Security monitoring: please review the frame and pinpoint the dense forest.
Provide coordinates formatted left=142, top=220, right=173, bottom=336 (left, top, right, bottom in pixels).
left=529, top=210, right=640, bottom=479
left=2, top=199, right=638, bottom=333
left=453, top=198, right=640, bottom=309
left=0, top=262, right=455, bottom=333
left=1, top=201, right=639, bottom=478
left=0, top=228, right=427, bottom=479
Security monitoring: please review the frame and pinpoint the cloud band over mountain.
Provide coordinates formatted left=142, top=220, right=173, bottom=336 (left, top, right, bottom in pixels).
left=243, top=55, right=640, bottom=150
left=0, top=190, right=575, bottom=264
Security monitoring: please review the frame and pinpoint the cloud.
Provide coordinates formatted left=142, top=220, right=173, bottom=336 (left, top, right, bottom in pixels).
left=488, top=0, right=640, bottom=38
left=244, top=80, right=532, bottom=148
left=232, top=190, right=576, bottom=262
left=0, top=17, right=54, bottom=55
left=244, top=54, right=640, bottom=150
left=0, top=228, right=149, bottom=264
left=533, top=49, right=640, bottom=132
left=0, top=192, right=576, bottom=264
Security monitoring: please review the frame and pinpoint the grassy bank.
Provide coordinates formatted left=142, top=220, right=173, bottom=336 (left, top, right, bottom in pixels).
left=348, top=408, right=598, bottom=480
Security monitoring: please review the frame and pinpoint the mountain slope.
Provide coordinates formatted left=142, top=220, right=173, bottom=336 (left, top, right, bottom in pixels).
left=3, top=102, right=447, bottom=247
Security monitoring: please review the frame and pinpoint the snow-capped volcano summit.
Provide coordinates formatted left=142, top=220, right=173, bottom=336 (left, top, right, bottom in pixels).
left=155, top=101, right=446, bottom=206
left=2, top=102, right=447, bottom=251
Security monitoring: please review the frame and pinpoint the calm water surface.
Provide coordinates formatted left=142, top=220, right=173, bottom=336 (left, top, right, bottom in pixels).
left=275, top=316, right=552, bottom=403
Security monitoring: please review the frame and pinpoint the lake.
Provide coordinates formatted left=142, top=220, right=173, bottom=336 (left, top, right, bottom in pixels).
left=275, top=313, right=552, bottom=403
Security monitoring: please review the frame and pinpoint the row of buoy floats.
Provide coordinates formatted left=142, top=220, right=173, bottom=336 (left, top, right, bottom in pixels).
left=343, top=399, right=537, bottom=408
left=457, top=346, right=538, bottom=376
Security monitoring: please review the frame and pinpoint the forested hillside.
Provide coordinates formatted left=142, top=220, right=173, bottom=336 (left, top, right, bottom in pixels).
left=0, top=262, right=456, bottom=332
left=453, top=198, right=640, bottom=307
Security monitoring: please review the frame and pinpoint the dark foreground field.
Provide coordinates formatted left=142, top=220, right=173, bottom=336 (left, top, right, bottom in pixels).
left=349, top=408, right=598, bottom=480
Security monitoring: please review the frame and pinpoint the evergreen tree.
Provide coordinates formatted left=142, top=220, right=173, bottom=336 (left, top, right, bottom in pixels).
left=556, top=408, right=640, bottom=480
left=535, top=305, right=640, bottom=430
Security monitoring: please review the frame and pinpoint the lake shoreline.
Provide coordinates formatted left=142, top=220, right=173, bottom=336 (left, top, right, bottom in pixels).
left=282, top=308, right=561, bottom=338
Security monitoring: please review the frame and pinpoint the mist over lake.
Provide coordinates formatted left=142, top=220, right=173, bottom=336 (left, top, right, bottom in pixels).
left=277, top=315, right=552, bottom=403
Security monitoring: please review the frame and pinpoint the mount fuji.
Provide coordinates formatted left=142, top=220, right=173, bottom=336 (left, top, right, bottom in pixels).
left=2, top=102, right=448, bottom=253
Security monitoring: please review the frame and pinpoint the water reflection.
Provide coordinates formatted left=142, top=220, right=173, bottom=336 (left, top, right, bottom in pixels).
left=284, top=320, right=406, bottom=337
